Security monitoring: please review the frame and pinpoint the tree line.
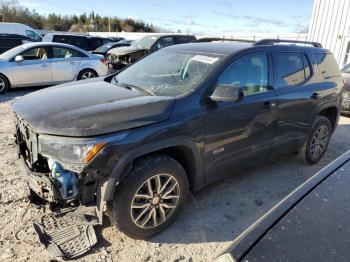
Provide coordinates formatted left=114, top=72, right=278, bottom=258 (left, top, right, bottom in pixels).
left=0, top=1, right=156, bottom=32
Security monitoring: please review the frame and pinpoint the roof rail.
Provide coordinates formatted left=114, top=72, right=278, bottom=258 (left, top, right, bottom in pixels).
left=193, top=37, right=255, bottom=43
left=254, top=39, right=322, bottom=48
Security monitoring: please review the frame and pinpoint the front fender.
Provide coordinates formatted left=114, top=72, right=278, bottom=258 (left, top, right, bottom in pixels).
left=102, top=137, right=203, bottom=201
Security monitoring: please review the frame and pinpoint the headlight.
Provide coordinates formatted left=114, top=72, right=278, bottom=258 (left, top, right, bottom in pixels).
left=38, top=132, right=128, bottom=164
left=343, top=92, right=349, bottom=98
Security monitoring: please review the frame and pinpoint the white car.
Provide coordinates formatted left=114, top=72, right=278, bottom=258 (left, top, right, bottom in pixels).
left=0, top=22, right=42, bottom=41
left=0, top=42, right=109, bottom=94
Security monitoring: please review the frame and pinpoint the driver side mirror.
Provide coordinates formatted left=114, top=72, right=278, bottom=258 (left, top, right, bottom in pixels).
left=14, top=55, right=24, bottom=62
left=210, top=84, right=244, bottom=102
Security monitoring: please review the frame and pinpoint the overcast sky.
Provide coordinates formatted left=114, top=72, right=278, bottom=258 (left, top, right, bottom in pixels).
left=17, top=0, right=313, bottom=35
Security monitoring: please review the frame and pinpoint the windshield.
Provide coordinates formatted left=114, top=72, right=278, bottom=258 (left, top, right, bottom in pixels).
left=114, top=49, right=225, bottom=97
left=342, top=64, right=350, bottom=74
left=131, top=36, right=158, bottom=49
left=95, top=42, right=118, bottom=52
left=0, top=44, right=28, bottom=60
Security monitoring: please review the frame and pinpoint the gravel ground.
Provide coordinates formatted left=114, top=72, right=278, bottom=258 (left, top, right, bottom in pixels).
left=1, top=88, right=350, bottom=262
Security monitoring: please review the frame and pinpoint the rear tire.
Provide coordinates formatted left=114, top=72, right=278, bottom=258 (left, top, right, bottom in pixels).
left=77, top=69, right=97, bottom=80
left=0, top=74, right=9, bottom=94
left=107, top=154, right=189, bottom=239
left=298, top=116, right=332, bottom=165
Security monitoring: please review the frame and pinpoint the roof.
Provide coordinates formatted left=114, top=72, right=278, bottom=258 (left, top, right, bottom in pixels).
left=164, top=41, right=328, bottom=56
left=0, top=34, right=32, bottom=39
left=45, top=32, right=108, bottom=39
left=139, top=33, right=195, bottom=39
left=17, top=42, right=92, bottom=55
left=165, top=42, right=253, bottom=55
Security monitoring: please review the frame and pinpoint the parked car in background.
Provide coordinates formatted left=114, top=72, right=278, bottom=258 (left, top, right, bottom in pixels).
left=0, top=22, right=42, bottom=41
left=0, top=42, right=108, bottom=94
left=0, top=34, right=34, bottom=54
left=42, top=33, right=112, bottom=51
left=215, top=150, right=350, bottom=262
left=107, top=34, right=196, bottom=70
left=12, top=39, right=342, bottom=240
left=108, top=36, right=125, bottom=42
left=92, top=40, right=131, bottom=57
left=340, top=63, right=350, bottom=114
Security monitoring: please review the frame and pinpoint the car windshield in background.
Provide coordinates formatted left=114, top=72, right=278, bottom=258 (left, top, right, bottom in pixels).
left=342, top=64, right=350, bottom=74
left=0, top=44, right=28, bottom=60
left=95, top=42, right=117, bottom=52
left=130, top=36, right=158, bottom=49
left=114, top=50, right=225, bottom=97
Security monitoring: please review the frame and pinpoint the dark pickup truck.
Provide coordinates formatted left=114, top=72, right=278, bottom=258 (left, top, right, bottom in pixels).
left=107, top=34, right=196, bottom=70
left=13, top=39, right=343, bottom=241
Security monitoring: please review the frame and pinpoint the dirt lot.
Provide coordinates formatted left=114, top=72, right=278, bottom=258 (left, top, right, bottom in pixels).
left=1, top=88, right=350, bottom=262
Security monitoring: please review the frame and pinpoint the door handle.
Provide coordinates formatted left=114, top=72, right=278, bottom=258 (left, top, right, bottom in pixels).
left=311, top=92, right=320, bottom=100
left=262, top=101, right=276, bottom=109
left=70, top=61, right=77, bottom=65
left=41, top=64, right=48, bottom=68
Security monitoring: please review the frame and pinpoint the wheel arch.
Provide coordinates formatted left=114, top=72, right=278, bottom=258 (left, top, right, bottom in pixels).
left=103, top=138, right=203, bottom=201
left=77, top=68, right=98, bottom=80
left=318, top=106, right=338, bottom=132
left=0, top=72, right=11, bottom=88
left=310, top=102, right=339, bottom=133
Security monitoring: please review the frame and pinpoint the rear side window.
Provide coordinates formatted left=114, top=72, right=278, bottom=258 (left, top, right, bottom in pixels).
left=53, top=35, right=72, bottom=44
left=0, top=38, right=22, bottom=48
left=155, top=37, right=175, bottom=50
left=176, top=36, right=195, bottom=44
left=52, top=47, right=86, bottom=58
left=313, top=53, right=340, bottom=78
left=273, top=52, right=306, bottom=89
left=89, top=38, right=103, bottom=50
left=71, top=36, right=90, bottom=50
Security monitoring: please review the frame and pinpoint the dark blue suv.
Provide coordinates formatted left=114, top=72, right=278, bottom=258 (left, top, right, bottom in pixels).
left=13, top=39, right=343, bottom=240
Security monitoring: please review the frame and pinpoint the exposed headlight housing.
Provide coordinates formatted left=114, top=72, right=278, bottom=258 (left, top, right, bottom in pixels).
left=38, top=132, right=128, bottom=165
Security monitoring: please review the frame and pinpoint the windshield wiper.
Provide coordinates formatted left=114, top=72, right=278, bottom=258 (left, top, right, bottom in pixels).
left=117, top=82, right=154, bottom=96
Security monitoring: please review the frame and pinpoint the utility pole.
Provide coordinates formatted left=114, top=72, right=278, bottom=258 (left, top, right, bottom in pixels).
left=108, top=16, right=111, bottom=32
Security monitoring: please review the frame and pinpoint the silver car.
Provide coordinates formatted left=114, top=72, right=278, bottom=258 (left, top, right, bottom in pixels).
left=0, top=42, right=109, bottom=94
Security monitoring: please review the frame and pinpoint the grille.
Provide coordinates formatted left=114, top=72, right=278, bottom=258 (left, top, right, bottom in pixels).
left=15, top=116, right=38, bottom=166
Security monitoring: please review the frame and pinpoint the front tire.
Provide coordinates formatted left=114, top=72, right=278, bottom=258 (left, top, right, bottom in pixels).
left=0, top=74, right=9, bottom=94
left=298, top=116, right=332, bottom=165
left=107, top=154, right=189, bottom=239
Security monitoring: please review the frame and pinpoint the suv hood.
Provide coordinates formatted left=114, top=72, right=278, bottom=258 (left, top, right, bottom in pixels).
left=12, top=80, right=175, bottom=137
left=107, top=46, right=147, bottom=56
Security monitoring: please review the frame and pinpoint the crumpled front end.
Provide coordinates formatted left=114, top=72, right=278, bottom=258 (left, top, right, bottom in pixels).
left=15, top=115, right=102, bottom=206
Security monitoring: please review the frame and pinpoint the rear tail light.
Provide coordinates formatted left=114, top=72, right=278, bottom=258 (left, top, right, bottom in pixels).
left=100, top=58, right=108, bottom=64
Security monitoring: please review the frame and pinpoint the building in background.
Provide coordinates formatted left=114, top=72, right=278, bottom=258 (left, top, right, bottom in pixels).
left=309, top=0, right=350, bottom=66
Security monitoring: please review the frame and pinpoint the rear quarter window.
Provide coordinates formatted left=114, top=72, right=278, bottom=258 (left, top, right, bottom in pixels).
left=71, top=36, right=90, bottom=50
left=273, top=52, right=307, bottom=89
left=0, top=38, right=22, bottom=48
left=53, top=35, right=72, bottom=44
left=313, top=53, right=340, bottom=78
left=176, top=36, right=195, bottom=44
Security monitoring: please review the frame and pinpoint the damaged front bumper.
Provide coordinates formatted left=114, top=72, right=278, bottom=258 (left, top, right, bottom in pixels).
left=19, top=153, right=107, bottom=224
left=19, top=156, right=56, bottom=202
